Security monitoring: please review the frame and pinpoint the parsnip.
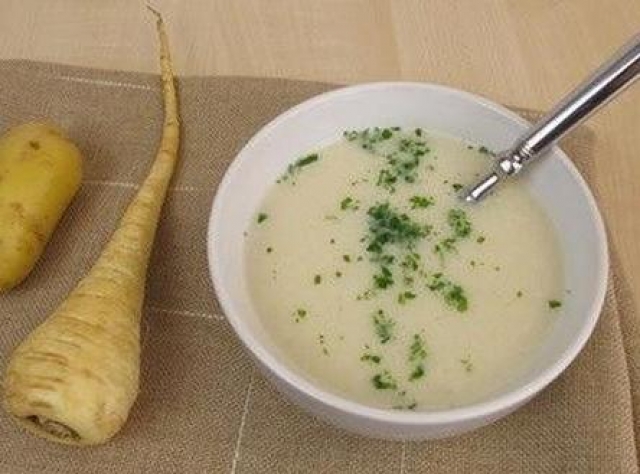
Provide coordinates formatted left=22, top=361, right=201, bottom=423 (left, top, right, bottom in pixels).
left=0, top=123, right=82, bottom=291
left=2, top=8, right=179, bottom=446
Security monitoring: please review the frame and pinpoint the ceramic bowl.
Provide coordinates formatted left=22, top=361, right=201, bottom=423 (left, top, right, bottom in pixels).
left=207, top=83, right=608, bottom=440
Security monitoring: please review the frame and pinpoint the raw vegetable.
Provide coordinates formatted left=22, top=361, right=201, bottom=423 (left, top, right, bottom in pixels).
left=0, top=123, right=82, bottom=291
left=2, top=8, right=179, bottom=446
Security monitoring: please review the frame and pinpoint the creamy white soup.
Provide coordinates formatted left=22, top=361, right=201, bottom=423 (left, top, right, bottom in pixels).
left=245, top=127, right=564, bottom=411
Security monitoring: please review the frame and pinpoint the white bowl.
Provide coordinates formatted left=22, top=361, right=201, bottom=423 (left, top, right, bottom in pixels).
left=207, top=83, right=608, bottom=440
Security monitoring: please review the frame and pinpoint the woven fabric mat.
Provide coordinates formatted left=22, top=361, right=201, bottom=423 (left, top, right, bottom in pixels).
left=0, top=60, right=638, bottom=474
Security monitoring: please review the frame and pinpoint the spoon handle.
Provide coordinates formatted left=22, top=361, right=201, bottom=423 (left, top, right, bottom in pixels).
left=465, top=33, right=640, bottom=203
left=503, top=33, right=640, bottom=173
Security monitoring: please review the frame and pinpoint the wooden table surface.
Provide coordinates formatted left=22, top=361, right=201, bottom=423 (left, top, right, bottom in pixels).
left=1, top=0, right=639, bottom=309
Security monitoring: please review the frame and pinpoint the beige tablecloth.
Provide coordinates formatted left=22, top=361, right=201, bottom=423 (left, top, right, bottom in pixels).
left=0, top=60, right=638, bottom=473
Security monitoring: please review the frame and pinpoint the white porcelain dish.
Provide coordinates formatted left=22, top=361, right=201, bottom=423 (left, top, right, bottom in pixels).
left=207, top=83, right=608, bottom=440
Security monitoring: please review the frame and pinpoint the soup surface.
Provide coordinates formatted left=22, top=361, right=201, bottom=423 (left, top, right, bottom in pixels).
left=246, top=127, right=564, bottom=410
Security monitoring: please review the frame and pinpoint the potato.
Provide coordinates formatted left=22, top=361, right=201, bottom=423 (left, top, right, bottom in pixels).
left=0, top=123, right=82, bottom=291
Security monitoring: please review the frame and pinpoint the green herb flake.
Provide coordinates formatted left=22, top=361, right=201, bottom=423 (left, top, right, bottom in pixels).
left=372, top=370, right=398, bottom=390
left=460, top=356, right=474, bottom=373
left=314, top=274, right=322, bottom=285
left=293, top=308, right=308, bottom=323
left=517, top=290, right=523, bottom=298
left=266, top=247, right=273, bottom=253
left=373, top=266, right=394, bottom=289
left=548, top=300, right=562, bottom=309
left=335, top=271, right=343, bottom=278
left=297, top=153, right=319, bottom=167
left=366, top=202, right=426, bottom=254
left=360, top=353, right=382, bottom=364
left=434, top=237, right=457, bottom=258
left=452, top=183, right=464, bottom=192
left=372, top=309, right=395, bottom=344
left=343, top=254, right=351, bottom=263
left=398, top=291, right=416, bottom=305
left=478, top=146, right=492, bottom=155
left=445, top=285, right=468, bottom=312
left=409, top=195, right=435, bottom=209
left=426, top=274, right=469, bottom=312
left=409, top=334, right=428, bottom=363
left=257, top=212, right=268, bottom=224
left=340, top=196, right=360, bottom=211
left=280, top=153, right=320, bottom=182
left=409, top=364, right=425, bottom=381
left=447, top=208, right=472, bottom=238
left=343, top=128, right=429, bottom=193
left=408, top=334, right=427, bottom=379
left=477, top=236, right=486, bottom=243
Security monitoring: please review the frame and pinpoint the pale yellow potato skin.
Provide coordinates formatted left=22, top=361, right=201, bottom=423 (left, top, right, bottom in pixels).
left=0, top=123, right=82, bottom=291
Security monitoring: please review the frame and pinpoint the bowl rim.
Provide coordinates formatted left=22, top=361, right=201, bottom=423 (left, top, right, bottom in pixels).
left=208, top=81, right=609, bottom=425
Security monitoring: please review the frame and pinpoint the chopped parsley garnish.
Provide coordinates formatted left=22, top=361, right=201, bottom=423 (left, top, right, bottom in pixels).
left=409, top=195, right=435, bottom=209
left=517, top=290, right=523, bottom=298
left=314, top=274, right=322, bottom=285
left=398, top=291, right=416, bottom=305
left=297, top=153, right=319, bottom=167
left=476, top=236, right=486, bottom=243
left=257, top=212, right=268, bottom=224
left=452, top=183, right=463, bottom=192
left=343, top=254, right=351, bottom=263
left=409, top=334, right=428, bottom=362
left=266, top=247, right=273, bottom=253
left=460, top=355, right=474, bottom=373
left=344, top=127, right=429, bottom=193
left=366, top=202, right=426, bottom=255
left=279, top=153, right=320, bottom=183
left=400, top=252, right=420, bottom=271
left=408, top=334, right=428, bottom=381
left=548, top=300, right=562, bottom=309
left=360, top=353, right=382, bottom=364
left=340, top=196, right=360, bottom=211
left=394, top=401, right=418, bottom=410
left=433, top=209, right=472, bottom=260
left=434, top=237, right=457, bottom=258
left=335, top=271, right=343, bottom=278
left=447, top=208, right=471, bottom=238
left=372, top=309, right=395, bottom=344
left=409, top=365, right=425, bottom=381
left=478, top=146, right=492, bottom=155
left=372, top=370, right=398, bottom=390
left=373, top=266, right=394, bottom=289
left=445, top=285, right=468, bottom=312
left=293, top=308, right=307, bottom=322
left=318, top=333, right=329, bottom=355
left=426, top=273, right=469, bottom=312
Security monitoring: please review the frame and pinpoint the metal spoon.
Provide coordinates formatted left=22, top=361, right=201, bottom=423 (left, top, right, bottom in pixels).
left=464, top=33, right=640, bottom=203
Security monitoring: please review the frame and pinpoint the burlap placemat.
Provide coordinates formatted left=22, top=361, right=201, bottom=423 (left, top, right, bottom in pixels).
left=0, top=60, right=638, bottom=474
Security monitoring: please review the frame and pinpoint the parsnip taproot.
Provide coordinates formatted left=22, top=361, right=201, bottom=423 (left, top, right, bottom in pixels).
left=2, top=9, right=179, bottom=446
left=0, top=123, right=82, bottom=291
